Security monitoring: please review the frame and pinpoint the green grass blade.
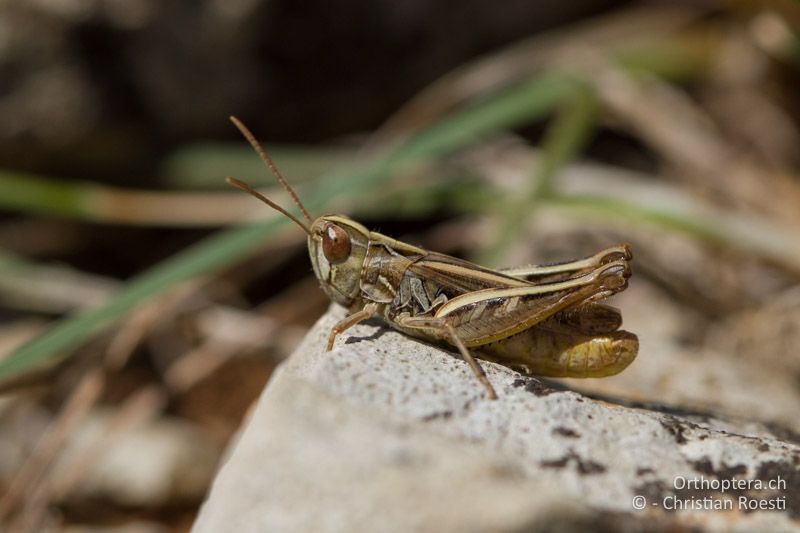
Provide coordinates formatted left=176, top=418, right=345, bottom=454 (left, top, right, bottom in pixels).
left=548, top=194, right=800, bottom=270
left=478, top=81, right=599, bottom=264
left=0, top=222, right=281, bottom=379
left=160, top=144, right=357, bottom=189
left=0, top=171, right=98, bottom=218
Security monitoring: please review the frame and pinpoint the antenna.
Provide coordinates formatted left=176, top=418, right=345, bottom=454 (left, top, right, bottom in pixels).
left=226, top=177, right=312, bottom=235
left=229, top=116, right=314, bottom=226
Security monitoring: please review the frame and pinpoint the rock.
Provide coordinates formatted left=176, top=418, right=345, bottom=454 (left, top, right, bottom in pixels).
left=194, top=305, right=799, bottom=533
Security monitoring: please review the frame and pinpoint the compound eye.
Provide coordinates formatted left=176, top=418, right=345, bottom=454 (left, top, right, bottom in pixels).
left=322, top=224, right=351, bottom=264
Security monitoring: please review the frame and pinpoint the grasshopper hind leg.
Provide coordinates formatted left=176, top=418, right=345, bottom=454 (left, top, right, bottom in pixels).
left=395, top=315, right=498, bottom=400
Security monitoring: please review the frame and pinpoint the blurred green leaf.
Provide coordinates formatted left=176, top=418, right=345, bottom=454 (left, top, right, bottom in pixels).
left=0, top=171, right=97, bottom=218
left=160, top=143, right=358, bottom=189
left=551, top=194, right=724, bottom=242
left=615, top=35, right=714, bottom=81
left=478, top=80, right=599, bottom=264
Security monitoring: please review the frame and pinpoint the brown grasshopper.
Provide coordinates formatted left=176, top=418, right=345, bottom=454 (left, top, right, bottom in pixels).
left=226, top=116, right=638, bottom=400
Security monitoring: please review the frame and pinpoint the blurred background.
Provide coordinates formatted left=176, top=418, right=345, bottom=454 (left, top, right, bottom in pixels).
left=1, top=0, right=799, bottom=531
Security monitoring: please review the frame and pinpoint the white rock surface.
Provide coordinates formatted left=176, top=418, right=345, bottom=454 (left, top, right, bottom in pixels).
left=194, top=305, right=799, bottom=533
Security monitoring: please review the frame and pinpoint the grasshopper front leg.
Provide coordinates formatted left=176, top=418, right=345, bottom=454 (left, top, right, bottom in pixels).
left=326, top=302, right=380, bottom=351
left=394, top=315, right=498, bottom=400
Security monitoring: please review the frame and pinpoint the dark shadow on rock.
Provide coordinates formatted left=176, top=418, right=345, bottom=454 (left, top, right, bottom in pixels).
left=343, top=319, right=391, bottom=345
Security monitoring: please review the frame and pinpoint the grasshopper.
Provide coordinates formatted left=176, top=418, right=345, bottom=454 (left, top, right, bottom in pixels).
left=226, top=116, right=638, bottom=400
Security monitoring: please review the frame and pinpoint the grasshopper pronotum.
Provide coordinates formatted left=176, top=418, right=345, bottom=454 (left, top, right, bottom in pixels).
left=227, top=117, right=638, bottom=400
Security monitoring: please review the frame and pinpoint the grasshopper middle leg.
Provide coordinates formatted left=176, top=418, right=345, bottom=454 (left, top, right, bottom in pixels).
left=395, top=315, right=498, bottom=400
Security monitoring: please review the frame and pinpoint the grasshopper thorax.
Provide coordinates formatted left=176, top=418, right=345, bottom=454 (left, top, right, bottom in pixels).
left=308, top=215, right=370, bottom=307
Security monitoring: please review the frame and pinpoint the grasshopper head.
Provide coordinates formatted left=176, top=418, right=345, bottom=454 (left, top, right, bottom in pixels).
left=308, top=215, right=369, bottom=307
left=224, top=118, right=371, bottom=308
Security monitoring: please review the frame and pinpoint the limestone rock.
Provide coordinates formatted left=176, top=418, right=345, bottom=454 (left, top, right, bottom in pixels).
left=194, top=305, right=799, bottom=532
